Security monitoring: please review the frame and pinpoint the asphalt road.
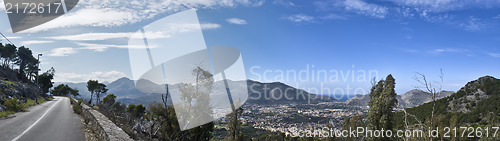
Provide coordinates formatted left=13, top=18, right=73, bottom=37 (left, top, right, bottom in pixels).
left=0, top=96, right=85, bottom=141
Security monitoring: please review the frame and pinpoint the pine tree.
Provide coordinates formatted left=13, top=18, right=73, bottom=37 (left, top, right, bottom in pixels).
left=367, top=74, right=397, bottom=141
left=380, top=74, right=397, bottom=131
left=367, top=80, right=384, bottom=131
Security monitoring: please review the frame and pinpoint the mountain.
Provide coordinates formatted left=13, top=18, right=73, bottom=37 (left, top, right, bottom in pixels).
left=245, top=80, right=336, bottom=105
left=60, top=78, right=336, bottom=106
left=345, top=94, right=370, bottom=107
left=399, top=89, right=454, bottom=108
left=396, top=76, right=500, bottom=134
left=446, top=76, right=500, bottom=113
left=345, top=89, right=454, bottom=108
left=105, top=77, right=144, bottom=98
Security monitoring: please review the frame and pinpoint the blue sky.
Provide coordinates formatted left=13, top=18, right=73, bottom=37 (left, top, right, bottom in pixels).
left=0, top=0, right=499, bottom=95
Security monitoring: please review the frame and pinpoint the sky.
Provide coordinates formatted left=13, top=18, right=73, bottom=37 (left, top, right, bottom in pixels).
left=0, top=0, right=499, bottom=95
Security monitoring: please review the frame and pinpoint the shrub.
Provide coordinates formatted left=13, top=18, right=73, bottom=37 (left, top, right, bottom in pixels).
left=72, top=99, right=82, bottom=115
left=3, top=98, right=23, bottom=112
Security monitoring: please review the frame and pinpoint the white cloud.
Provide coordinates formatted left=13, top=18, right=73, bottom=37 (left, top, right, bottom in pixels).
left=488, top=53, right=500, bottom=58
left=226, top=18, right=248, bottom=25
left=459, top=16, right=485, bottom=31
left=42, top=22, right=219, bottom=41
left=430, top=48, right=459, bottom=54
left=343, top=0, right=388, bottom=18
left=48, top=47, right=78, bottom=56
left=20, top=40, right=54, bottom=46
left=421, top=13, right=454, bottom=23
left=200, top=23, right=222, bottom=29
left=390, top=0, right=457, bottom=11
left=22, top=8, right=138, bottom=33
left=429, top=48, right=474, bottom=56
left=76, top=42, right=146, bottom=52
left=19, top=0, right=261, bottom=33
left=313, top=0, right=499, bottom=23
left=286, top=14, right=314, bottom=23
left=48, top=42, right=149, bottom=56
left=54, top=71, right=127, bottom=83
left=5, top=36, right=22, bottom=39
left=0, top=0, right=5, bottom=11
left=397, top=48, right=421, bottom=53
left=273, top=0, right=296, bottom=7
left=44, top=32, right=134, bottom=41
left=388, top=0, right=500, bottom=12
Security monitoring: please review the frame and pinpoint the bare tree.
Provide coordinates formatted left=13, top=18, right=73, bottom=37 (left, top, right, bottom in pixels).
left=413, top=69, right=444, bottom=141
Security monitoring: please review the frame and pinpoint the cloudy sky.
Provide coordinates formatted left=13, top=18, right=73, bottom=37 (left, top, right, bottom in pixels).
left=0, top=0, right=499, bottom=94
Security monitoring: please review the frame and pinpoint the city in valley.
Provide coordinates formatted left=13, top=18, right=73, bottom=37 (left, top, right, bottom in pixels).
left=216, top=101, right=368, bottom=136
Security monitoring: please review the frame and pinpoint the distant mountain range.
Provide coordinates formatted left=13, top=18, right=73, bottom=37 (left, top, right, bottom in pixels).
left=61, top=76, right=460, bottom=109
left=58, top=78, right=337, bottom=106
left=345, top=89, right=455, bottom=108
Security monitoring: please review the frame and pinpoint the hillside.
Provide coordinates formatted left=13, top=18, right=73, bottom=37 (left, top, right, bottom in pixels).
left=345, top=89, right=454, bottom=108
left=394, top=76, right=500, bottom=139
left=245, top=80, right=336, bottom=105
left=0, top=44, right=54, bottom=116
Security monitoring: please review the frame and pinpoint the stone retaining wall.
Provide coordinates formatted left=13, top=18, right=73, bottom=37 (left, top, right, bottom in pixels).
left=73, top=98, right=133, bottom=141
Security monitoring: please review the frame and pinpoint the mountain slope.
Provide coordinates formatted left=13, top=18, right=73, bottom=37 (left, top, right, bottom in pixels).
left=345, top=89, right=454, bottom=108
left=398, top=76, right=500, bottom=131
left=245, top=80, right=336, bottom=105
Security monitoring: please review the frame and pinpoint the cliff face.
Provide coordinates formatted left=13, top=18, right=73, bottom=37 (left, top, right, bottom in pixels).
left=0, top=80, right=38, bottom=99
left=0, top=68, right=40, bottom=112
left=447, top=76, right=500, bottom=112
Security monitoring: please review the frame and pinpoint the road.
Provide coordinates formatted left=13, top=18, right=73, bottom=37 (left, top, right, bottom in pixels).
left=0, top=96, right=85, bottom=141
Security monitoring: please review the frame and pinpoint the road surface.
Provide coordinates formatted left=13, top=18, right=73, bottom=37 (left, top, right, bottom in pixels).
left=0, top=96, right=85, bottom=141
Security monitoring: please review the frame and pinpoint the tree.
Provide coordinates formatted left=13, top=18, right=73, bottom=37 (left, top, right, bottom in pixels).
left=86, top=80, right=107, bottom=105
left=51, top=84, right=79, bottom=96
left=367, top=80, right=384, bottom=131
left=16, top=46, right=37, bottom=81
left=367, top=74, right=397, bottom=141
left=1, top=44, right=17, bottom=68
left=177, top=66, right=214, bottom=140
left=343, top=115, right=364, bottom=141
left=26, top=60, right=39, bottom=81
left=127, top=104, right=146, bottom=118
left=226, top=107, right=244, bottom=141
left=95, top=83, right=108, bottom=105
left=380, top=74, right=397, bottom=131
left=145, top=103, right=186, bottom=140
left=143, top=66, right=215, bottom=141
left=87, top=80, right=99, bottom=104
left=0, top=43, right=3, bottom=66
left=38, top=67, right=55, bottom=95
left=101, top=94, right=117, bottom=106
left=413, top=69, right=444, bottom=133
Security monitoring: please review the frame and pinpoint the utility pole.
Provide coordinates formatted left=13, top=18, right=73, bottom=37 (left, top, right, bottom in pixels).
left=36, top=54, right=42, bottom=104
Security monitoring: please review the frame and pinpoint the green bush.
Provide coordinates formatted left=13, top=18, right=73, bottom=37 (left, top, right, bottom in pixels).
left=72, top=99, right=82, bottom=115
left=3, top=98, right=23, bottom=112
